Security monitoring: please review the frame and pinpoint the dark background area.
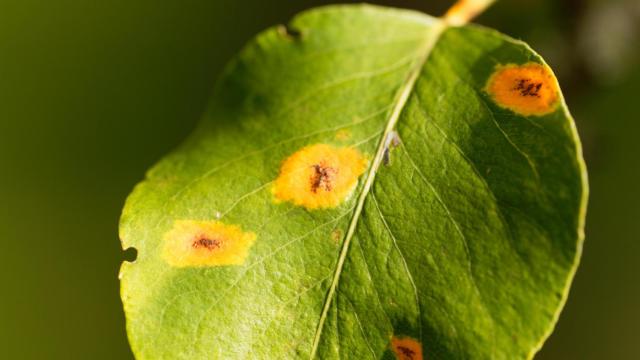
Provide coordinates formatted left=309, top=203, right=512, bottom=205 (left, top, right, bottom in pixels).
left=1, top=0, right=638, bottom=358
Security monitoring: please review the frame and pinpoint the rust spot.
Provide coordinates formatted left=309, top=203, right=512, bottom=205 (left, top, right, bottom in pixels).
left=514, top=78, right=542, bottom=97
left=192, top=237, right=221, bottom=250
left=398, top=346, right=416, bottom=358
left=272, top=144, right=368, bottom=210
left=486, top=62, right=560, bottom=116
left=310, top=163, right=338, bottom=193
left=391, top=336, right=423, bottom=360
left=162, top=220, right=256, bottom=267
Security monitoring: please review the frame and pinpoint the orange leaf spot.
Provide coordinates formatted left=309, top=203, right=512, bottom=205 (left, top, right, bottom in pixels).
left=391, top=336, right=423, bottom=360
left=485, top=62, right=560, bottom=116
left=162, top=220, right=256, bottom=267
left=272, top=144, right=367, bottom=210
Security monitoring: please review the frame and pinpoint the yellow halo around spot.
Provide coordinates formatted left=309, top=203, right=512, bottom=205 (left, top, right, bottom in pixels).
left=391, top=336, right=423, bottom=360
left=162, top=220, right=256, bottom=267
left=272, top=144, right=368, bottom=210
left=485, top=62, right=560, bottom=116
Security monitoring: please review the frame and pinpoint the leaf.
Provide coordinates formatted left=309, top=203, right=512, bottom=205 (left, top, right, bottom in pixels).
left=119, top=3, right=587, bottom=359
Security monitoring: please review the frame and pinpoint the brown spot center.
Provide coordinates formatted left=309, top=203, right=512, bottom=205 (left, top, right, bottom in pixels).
left=192, top=237, right=221, bottom=250
left=397, top=346, right=415, bottom=359
left=310, top=163, right=338, bottom=193
left=514, top=78, right=542, bottom=97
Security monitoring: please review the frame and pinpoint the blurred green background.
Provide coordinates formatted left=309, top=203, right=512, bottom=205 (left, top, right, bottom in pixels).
left=1, top=0, right=638, bottom=358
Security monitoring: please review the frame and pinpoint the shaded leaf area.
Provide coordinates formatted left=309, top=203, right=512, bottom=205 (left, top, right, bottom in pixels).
left=120, top=5, right=586, bottom=359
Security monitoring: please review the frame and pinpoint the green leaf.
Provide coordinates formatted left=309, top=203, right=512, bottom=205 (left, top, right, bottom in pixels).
left=119, top=4, right=587, bottom=359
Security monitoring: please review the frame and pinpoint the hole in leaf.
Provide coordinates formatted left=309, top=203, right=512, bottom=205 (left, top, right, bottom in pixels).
left=123, top=247, right=138, bottom=263
left=278, top=24, right=303, bottom=39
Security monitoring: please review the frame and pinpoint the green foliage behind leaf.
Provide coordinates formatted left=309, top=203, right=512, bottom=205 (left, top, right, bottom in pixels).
left=120, top=4, right=587, bottom=359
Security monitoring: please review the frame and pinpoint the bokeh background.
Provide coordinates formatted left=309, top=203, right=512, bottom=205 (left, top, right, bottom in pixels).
left=1, top=0, right=638, bottom=358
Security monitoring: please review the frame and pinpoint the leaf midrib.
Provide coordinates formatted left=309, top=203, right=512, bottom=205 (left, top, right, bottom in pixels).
left=308, top=18, right=449, bottom=359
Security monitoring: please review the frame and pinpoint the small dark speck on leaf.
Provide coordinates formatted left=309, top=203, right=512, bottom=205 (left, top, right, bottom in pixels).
left=383, top=149, right=390, bottom=166
left=383, top=131, right=401, bottom=166
left=398, top=346, right=416, bottom=359
left=193, top=237, right=221, bottom=250
left=514, top=78, right=542, bottom=97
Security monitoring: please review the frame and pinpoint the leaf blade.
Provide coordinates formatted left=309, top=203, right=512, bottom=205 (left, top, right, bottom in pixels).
left=119, top=5, right=587, bottom=360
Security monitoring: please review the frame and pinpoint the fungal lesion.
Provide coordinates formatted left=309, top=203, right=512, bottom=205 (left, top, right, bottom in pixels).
left=192, top=236, right=221, bottom=250
left=272, top=144, right=367, bottom=210
left=397, top=346, right=417, bottom=359
left=310, top=163, right=338, bottom=193
left=514, top=78, right=542, bottom=97
left=162, top=220, right=256, bottom=267
left=485, top=62, right=560, bottom=116
left=391, top=336, right=423, bottom=360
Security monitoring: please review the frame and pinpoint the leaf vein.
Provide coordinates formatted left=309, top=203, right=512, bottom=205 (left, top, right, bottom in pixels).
left=308, top=19, right=449, bottom=359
